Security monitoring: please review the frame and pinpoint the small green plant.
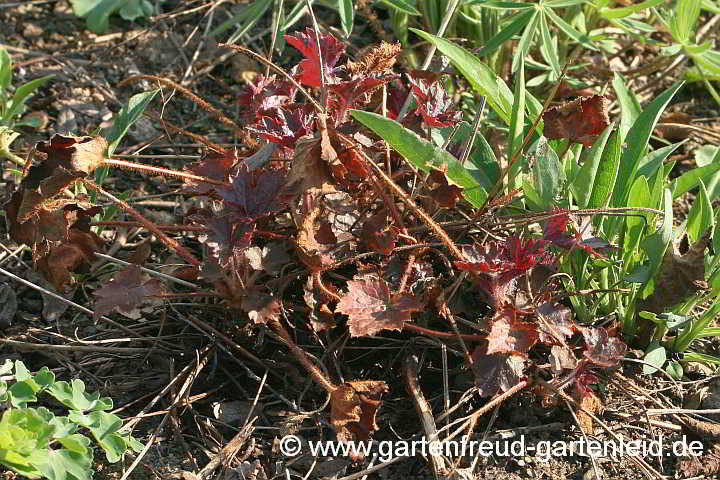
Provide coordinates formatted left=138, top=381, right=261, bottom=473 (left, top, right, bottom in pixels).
left=70, top=0, right=159, bottom=34
left=0, top=46, right=53, bottom=166
left=0, top=359, right=143, bottom=480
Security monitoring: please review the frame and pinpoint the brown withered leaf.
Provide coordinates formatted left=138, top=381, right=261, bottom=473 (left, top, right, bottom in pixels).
left=486, top=308, right=538, bottom=355
left=336, top=276, right=423, bottom=337
left=93, top=264, right=165, bottom=319
left=241, top=293, right=281, bottom=324
left=35, top=210, right=104, bottom=291
left=284, top=134, right=337, bottom=199
left=573, top=386, right=602, bottom=435
left=581, top=327, right=627, bottom=367
left=677, top=443, right=720, bottom=478
left=346, top=41, right=402, bottom=77
left=656, top=111, right=693, bottom=142
left=303, top=276, right=336, bottom=332
left=331, top=380, right=388, bottom=452
left=361, top=211, right=397, bottom=256
left=428, top=167, right=464, bottom=208
left=549, top=345, right=577, bottom=373
left=296, top=203, right=339, bottom=271
left=543, top=95, right=610, bottom=147
left=638, top=232, right=710, bottom=314
left=471, top=343, right=526, bottom=398
left=536, top=301, right=575, bottom=344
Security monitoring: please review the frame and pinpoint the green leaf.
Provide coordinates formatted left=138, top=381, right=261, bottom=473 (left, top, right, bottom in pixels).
left=643, top=341, right=666, bottom=374
left=350, top=110, right=487, bottom=206
left=338, top=0, right=354, bottom=37
left=687, top=179, right=714, bottom=243
left=611, top=82, right=684, bottom=208
left=665, top=360, right=684, bottom=380
left=671, top=163, right=720, bottom=199
left=572, top=123, right=614, bottom=208
left=35, top=448, right=93, bottom=480
left=624, top=176, right=651, bottom=254
left=0, top=48, right=12, bottom=93
left=544, top=7, right=595, bottom=49
left=118, top=0, right=152, bottom=21
left=410, top=29, right=514, bottom=124
left=473, top=9, right=534, bottom=58
left=612, top=73, right=641, bottom=141
left=376, top=0, right=420, bottom=15
left=507, top=56, right=525, bottom=165
left=532, top=139, right=565, bottom=209
left=587, top=129, right=621, bottom=209
left=682, top=351, right=720, bottom=365
left=4, top=73, right=53, bottom=122
left=638, top=189, right=673, bottom=300
left=512, top=10, right=539, bottom=73
left=539, top=11, right=561, bottom=77
left=210, top=0, right=272, bottom=37
left=671, top=0, right=701, bottom=43
left=469, top=1, right=533, bottom=9
left=46, top=379, right=108, bottom=412
left=600, top=0, right=665, bottom=19
left=104, top=89, right=159, bottom=156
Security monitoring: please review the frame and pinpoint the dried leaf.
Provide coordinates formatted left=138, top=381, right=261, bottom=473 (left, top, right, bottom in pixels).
left=361, top=211, right=397, bottom=256
left=486, top=308, right=538, bottom=355
left=241, top=293, right=281, bottom=325
left=93, top=264, right=165, bottom=319
left=296, top=203, right=339, bottom=271
left=543, top=209, right=610, bottom=257
left=638, top=233, right=710, bottom=314
left=428, top=167, right=464, bottom=208
left=346, top=42, right=402, bottom=77
left=330, top=380, right=388, bottom=452
left=284, top=135, right=337, bottom=199
left=536, top=301, right=575, bottom=344
left=471, top=343, right=527, bottom=398
left=543, top=95, right=610, bottom=147
left=677, top=443, right=720, bottom=477
left=549, top=345, right=577, bottom=373
left=336, top=276, right=423, bottom=337
left=581, top=327, right=627, bottom=367
left=573, top=386, right=602, bottom=435
left=36, top=218, right=104, bottom=291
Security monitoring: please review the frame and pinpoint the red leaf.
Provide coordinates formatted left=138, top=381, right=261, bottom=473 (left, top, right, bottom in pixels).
left=408, top=74, right=461, bottom=127
left=237, top=75, right=297, bottom=116
left=192, top=212, right=255, bottom=270
left=185, top=149, right=238, bottom=195
left=471, top=343, right=527, bottom=398
left=454, top=237, right=550, bottom=307
left=543, top=95, right=610, bottom=147
left=581, top=327, right=627, bottom=367
left=248, top=106, right=315, bottom=148
left=543, top=209, right=610, bottom=257
left=486, top=308, right=539, bottom=355
left=93, top=264, right=165, bottom=319
left=329, top=74, right=397, bottom=124
left=285, top=28, right=345, bottom=87
left=335, top=276, right=423, bottom=337
left=217, top=163, right=289, bottom=222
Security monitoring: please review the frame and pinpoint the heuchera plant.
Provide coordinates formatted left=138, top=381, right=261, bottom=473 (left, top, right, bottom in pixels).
left=2, top=28, right=627, bottom=450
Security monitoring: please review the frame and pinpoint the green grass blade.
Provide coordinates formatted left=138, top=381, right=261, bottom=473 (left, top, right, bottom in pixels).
left=670, top=163, right=720, bottom=199
left=612, top=72, right=641, bottom=141
left=104, top=90, right=160, bottom=156
left=687, top=179, right=714, bottom=243
left=350, top=110, right=487, bottom=206
left=473, top=9, right=534, bottom=58
left=587, top=129, right=621, bottom=209
left=377, top=0, right=421, bottom=15
left=511, top=11, right=539, bottom=73
left=571, top=123, right=614, bottom=209
left=539, top=12, right=561, bottom=77
left=6, top=75, right=54, bottom=121
left=611, top=82, right=684, bottom=208
left=507, top=56, right=525, bottom=166
left=338, top=0, right=354, bottom=37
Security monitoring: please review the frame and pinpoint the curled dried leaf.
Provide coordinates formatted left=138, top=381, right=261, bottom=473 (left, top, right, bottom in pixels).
left=330, top=379, right=388, bottom=454
left=543, top=95, right=610, bottom=147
